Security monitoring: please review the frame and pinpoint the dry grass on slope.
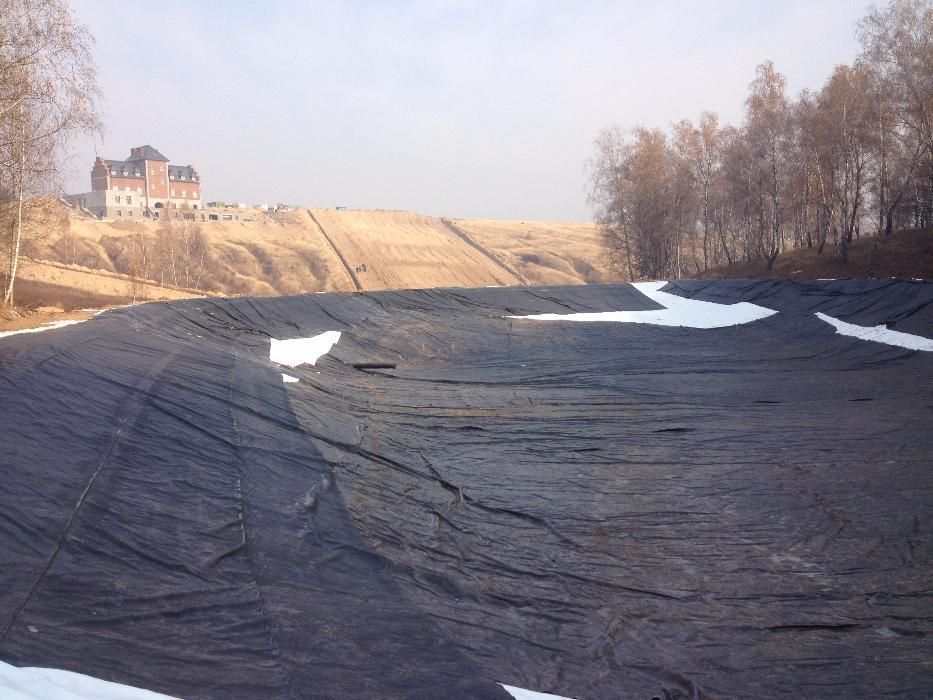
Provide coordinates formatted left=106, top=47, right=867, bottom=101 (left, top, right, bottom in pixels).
left=451, top=219, right=611, bottom=286
left=31, top=209, right=355, bottom=297
left=308, top=209, right=522, bottom=290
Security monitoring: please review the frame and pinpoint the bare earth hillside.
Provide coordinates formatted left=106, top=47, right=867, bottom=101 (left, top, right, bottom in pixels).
left=308, top=209, right=522, bottom=290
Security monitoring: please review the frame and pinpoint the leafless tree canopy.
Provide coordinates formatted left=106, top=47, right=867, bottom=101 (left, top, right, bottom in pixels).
left=588, top=0, right=933, bottom=280
left=0, top=0, right=101, bottom=305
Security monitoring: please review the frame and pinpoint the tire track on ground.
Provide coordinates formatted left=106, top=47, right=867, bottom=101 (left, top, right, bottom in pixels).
left=307, top=210, right=363, bottom=291
left=440, top=218, right=529, bottom=286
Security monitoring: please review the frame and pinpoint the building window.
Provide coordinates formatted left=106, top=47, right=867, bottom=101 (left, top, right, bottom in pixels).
left=128, top=210, right=133, bottom=217
left=193, top=204, right=198, bottom=210
left=116, top=209, right=122, bottom=216
left=172, top=203, right=177, bottom=209
left=126, top=196, right=132, bottom=204
left=115, top=195, right=121, bottom=203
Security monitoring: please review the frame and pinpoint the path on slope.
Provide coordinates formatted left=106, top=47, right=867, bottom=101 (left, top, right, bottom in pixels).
left=308, top=209, right=523, bottom=291
left=452, top=218, right=609, bottom=286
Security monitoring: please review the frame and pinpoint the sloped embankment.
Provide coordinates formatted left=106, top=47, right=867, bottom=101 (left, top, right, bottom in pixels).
left=307, top=208, right=523, bottom=290
left=451, top=218, right=610, bottom=285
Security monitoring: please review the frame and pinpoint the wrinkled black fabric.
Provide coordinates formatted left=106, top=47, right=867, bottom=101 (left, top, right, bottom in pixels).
left=0, top=280, right=931, bottom=700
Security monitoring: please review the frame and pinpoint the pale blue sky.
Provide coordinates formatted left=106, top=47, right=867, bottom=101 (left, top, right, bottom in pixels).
left=66, top=0, right=874, bottom=221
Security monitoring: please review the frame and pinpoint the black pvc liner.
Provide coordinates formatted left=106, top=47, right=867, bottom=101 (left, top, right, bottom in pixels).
left=0, top=280, right=931, bottom=699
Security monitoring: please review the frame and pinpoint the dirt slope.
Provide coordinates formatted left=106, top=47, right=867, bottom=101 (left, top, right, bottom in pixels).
left=452, top=218, right=610, bottom=285
left=308, top=209, right=522, bottom=290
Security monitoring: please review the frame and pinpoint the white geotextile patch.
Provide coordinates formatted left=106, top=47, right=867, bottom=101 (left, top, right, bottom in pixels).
left=815, top=312, right=933, bottom=351
left=509, top=281, right=777, bottom=329
left=282, top=373, right=300, bottom=383
left=0, top=319, right=86, bottom=340
left=269, top=330, right=341, bottom=367
left=0, top=660, right=179, bottom=700
left=501, top=683, right=577, bottom=700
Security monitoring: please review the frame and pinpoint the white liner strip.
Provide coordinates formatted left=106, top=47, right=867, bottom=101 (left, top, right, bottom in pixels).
left=282, top=373, right=299, bottom=383
left=509, top=281, right=777, bottom=329
left=0, top=319, right=86, bottom=340
left=0, top=660, right=179, bottom=700
left=269, top=330, right=341, bottom=367
left=815, top=312, right=933, bottom=351
left=501, top=683, right=577, bottom=700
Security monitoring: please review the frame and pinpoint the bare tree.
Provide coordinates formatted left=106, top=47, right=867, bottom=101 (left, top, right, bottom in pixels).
left=815, top=64, right=875, bottom=261
left=587, top=0, right=929, bottom=276
left=745, top=61, right=791, bottom=270
left=153, top=206, right=206, bottom=289
left=586, top=127, right=636, bottom=280
left=0, top=0, right=101, bottom=306
left=859, top=0, right=932, bottom=234
left=126, top=231, right=147, bottom=302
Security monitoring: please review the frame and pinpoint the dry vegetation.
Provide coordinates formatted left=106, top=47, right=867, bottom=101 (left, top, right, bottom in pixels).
left=3, top=201, right=928, bottom=334
left=308, top=208, right=523, bottom=290
left=451, top=218, right=610, bottom=285
left=27, top=207, right=355, bottom=298
left=10, top=204, right=607, bottom=320
left=698, top=227, right=933, bottom=280
left=22, top=201, right=608, bottom=304
left=588, top=1, right=931, bottom=280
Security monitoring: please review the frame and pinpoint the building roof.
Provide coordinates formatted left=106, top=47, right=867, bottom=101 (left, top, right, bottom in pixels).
left=104, top=159, right=145, bottom=179
left=168, top=165, right=198, bottom=182
left=127, top=145, right=169, bottom=162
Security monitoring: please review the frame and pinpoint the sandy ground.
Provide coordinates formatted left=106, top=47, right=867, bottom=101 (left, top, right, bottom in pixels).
left=309, top=209, right=522, bottom=290
left=451, top=218, right=611, bottom=285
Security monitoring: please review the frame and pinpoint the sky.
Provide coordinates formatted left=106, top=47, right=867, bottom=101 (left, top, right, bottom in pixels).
left=66, top=0, right=875, bottom=222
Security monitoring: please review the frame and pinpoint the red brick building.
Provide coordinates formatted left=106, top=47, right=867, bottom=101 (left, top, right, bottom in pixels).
left=68, top=145, right=202, bottom=219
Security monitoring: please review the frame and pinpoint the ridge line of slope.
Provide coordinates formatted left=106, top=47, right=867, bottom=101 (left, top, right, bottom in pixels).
left=306, top=210, right=363, bottom=291
left=440, top=218, right=529, bottom=285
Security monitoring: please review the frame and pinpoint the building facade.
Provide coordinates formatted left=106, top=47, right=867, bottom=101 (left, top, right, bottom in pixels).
left=67, top=145, right=202, bottom=219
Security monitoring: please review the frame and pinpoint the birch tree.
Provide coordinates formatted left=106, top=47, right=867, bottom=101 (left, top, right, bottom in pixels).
left=0, top=0, right=101, bottom=306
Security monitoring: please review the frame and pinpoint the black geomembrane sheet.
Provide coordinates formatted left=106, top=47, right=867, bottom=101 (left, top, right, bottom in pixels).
left=0, top=280, right=931, bottom=699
